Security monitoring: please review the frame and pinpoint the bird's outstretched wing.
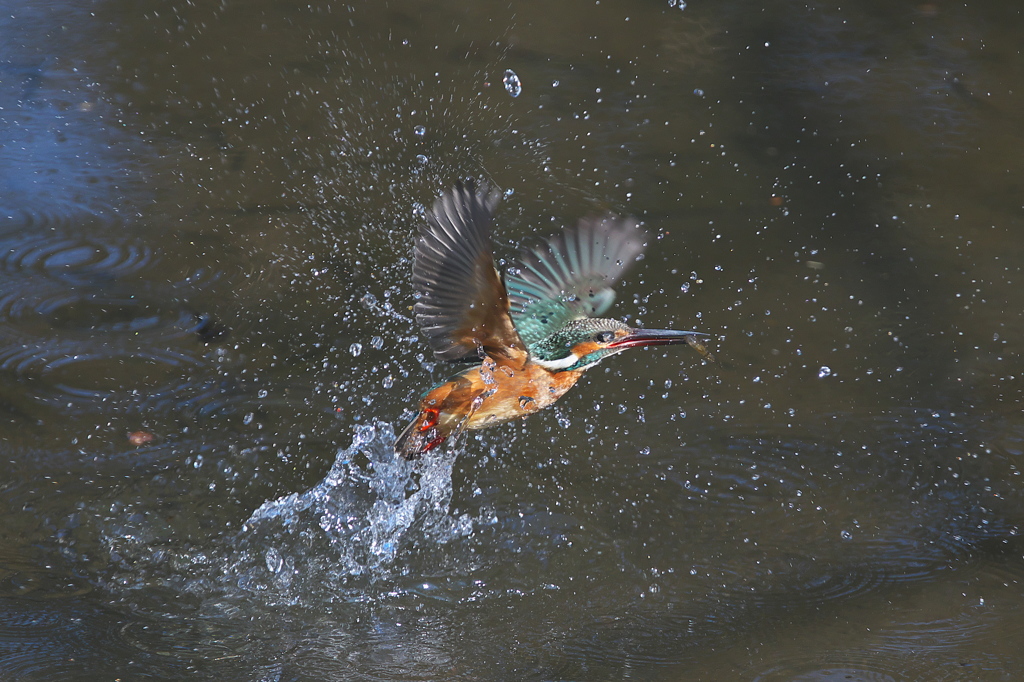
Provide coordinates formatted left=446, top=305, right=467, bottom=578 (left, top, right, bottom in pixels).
left=413, top=181, right=525, bottom=362
left=505, top=215, right=647, bottom=351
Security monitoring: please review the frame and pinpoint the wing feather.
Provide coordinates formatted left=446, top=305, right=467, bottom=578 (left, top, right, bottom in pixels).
left=412, top=181, right=525, bottom=362
left=505, top=215, right=646, bottom=350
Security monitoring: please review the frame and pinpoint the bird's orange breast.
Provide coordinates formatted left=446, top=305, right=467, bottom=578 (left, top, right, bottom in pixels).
left=419, top=358, right=584, bottom=434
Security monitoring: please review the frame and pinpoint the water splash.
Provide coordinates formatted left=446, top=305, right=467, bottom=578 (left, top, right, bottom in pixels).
left=237, top=421, right=475, bottom=594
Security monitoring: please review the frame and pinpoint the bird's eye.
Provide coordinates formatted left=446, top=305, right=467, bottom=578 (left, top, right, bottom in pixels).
left=595, top=331, right=615, bottom=343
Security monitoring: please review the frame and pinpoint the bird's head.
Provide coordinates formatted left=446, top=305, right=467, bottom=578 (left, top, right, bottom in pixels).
left=530, top=318, right=703, bottom=372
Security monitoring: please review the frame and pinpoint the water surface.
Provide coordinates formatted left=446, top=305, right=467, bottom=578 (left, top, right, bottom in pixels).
left=1, top=0, right=1022, bottom=680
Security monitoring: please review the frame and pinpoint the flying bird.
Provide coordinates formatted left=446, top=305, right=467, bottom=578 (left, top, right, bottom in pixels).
left=396, top=181, right=705, bottom=458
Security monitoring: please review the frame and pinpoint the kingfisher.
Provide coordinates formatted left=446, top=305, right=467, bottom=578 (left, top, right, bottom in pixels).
left=395, top=180, right=706, bottom=459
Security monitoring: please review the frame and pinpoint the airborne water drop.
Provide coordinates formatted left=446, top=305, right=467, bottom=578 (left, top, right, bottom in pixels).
left=503, top=69, right=522, bottom=98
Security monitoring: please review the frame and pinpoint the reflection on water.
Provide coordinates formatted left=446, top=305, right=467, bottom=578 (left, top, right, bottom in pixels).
left=1, top=0, right=1023, bottom=680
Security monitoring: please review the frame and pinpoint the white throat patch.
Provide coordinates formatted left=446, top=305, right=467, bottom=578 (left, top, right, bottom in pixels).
left=532, top=354, right=581, bottom=371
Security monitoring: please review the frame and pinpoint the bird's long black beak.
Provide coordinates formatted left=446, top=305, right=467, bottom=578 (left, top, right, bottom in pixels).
left=608, top=328, right=706, bottom=350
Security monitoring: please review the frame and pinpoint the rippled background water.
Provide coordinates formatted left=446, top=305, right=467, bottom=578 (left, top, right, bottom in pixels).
left=1, top=0, right=1022, bottom=680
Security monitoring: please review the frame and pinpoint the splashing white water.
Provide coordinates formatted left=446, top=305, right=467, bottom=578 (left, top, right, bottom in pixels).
left=243, top=421, right=475, bottom=585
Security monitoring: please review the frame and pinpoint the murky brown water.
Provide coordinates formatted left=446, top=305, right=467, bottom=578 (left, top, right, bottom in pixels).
left=1, top=0, right=1022, bottom=679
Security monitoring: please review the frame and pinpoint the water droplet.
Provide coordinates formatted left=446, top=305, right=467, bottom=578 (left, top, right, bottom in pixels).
left=518, top=395, right=536, bottom=410
left=370, top=335, right=383, bottom=349
left=382, top=375, right=394, bottom=389
left=639, top=446, right=651, bottom=456
left=352, top=423, right=376, bottom=448
left=413, top=125, right=426, bottom=137
left=257, top=389, right=268, bottom=398
left=817, top=366, right=832, bottom=378
left=265, top=547, right=283, bottom=573
left=503, top=69, right=522, bottom=98
left=840, top=530, right=853, bottom=540
left=416, top=154, right=428, bottom=164
left=668, top=0, right=687, bottom=9
left=479, top=357, right=497, bottom=385
left=349, top=343, right=363, bottom=357
left=693, top=87, right=704, bottom=96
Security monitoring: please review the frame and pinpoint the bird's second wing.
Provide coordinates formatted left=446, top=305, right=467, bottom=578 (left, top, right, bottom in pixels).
left=413, top=181, right=526, bottom=362
left=505, top=215, right=646, bottom=350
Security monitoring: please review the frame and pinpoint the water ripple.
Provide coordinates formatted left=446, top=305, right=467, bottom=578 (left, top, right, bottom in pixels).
left=752, top=635, right=995, bottom=682
left=0, top=260, right=214, bottom=413
left=0, top=340, right=204, bottom=409
left=0, top=601, right=159, bottom=680
left=0, top=227, right=155, bottom=285
left=0, top=285, right=197, bottom=340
